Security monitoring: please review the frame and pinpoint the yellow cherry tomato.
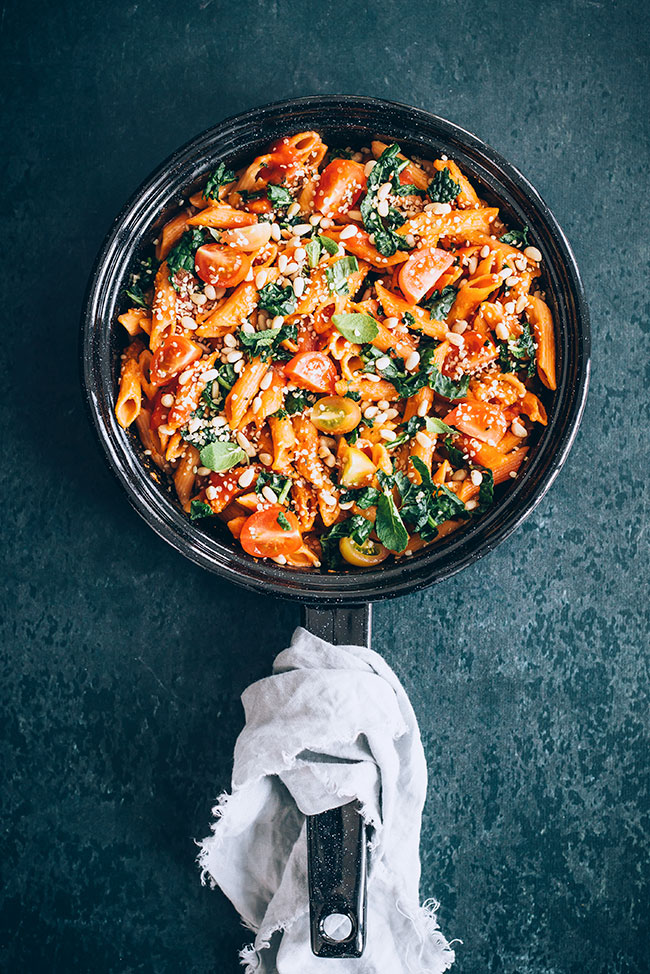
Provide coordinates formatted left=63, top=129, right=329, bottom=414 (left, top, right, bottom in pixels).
left=340, top=445, right=377, bottom=488
left=311, top=395, right=362, bottom=434
left=339, top=536, right=389, bottom=567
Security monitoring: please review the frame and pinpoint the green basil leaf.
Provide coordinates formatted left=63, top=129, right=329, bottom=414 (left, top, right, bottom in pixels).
left=425, top=417, right=457, bottom=437
left=429, top=365, right=470, bottom=400
left=332, top=312, right=379, bottom=344
left=319, top=234, right=340, bottom=256
left=497, top=322, right=537, bottom=377
left=199, top=440, right=247, bottom=472
left=305, top=238, right=321, bottom=268
left=320, top=514, right=374, bottom=568
left=325, top=256, right=359, bottom=295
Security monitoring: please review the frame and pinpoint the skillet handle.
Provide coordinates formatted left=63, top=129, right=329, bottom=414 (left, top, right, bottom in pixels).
left=301, top=604, right=371, bottom=958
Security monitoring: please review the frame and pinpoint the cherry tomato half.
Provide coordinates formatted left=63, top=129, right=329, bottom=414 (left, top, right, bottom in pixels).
left=311, top=395, right=362, bottom=434
left=195, top=243, right=252, bottom=288
left=314, top=159, right=367, bottom=218
left=339, top=536, right=389, bottom=567
left=398, top=247, right=455, bottom=305
left=444, top=401, right=508, bottom=447
left=285, top=352, right=338, bottom=394
left=150, top=335, right=201, bottom=387
left=240, top=505, right=302, bottom=559
left=219, top=222, right=273, bottom=252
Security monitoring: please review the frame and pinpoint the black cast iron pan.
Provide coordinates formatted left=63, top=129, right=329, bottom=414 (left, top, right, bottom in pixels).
left=80, top=96, right=590, bottom=957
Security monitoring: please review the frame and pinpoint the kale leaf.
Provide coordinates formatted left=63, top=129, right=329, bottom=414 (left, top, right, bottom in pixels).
left=125, top=255, right=159, bottom=307
left=258, top=282, right=298, bottom=317
left=427, top=168, right=461, bottom=203
left=320, top=514, right=375, bottom=567
left=497, top=322, right=537, bottom=377
left=239, top=322, right=297, bottom=362
left=499, top=226, right=530, bottom=248
left=422, top=285, right=457, bottom=321
left=167, top=229, right=205, bottom=285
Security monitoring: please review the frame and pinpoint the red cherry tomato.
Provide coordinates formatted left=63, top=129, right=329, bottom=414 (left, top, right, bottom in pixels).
left=240, top=505, right=303, bottom=559
left=398, top=247, right=455, bottom=305
left=284, top=352, right=338, bottom=393
left=444, top=401, right=508, bottom=446
left=150, top=335, right=201, bottom=387
left=195, top=243, right=252, bottom=288
left=314, top=159, right=367, bottom=218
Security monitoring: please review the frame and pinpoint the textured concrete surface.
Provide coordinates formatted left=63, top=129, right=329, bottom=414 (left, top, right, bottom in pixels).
left=1, top=1, right=648, bottom=971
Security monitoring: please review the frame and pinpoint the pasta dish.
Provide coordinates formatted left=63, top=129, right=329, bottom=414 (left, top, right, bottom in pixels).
left=115, top=132, right=555, bottom=569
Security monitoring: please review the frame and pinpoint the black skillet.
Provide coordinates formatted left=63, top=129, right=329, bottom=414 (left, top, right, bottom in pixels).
left=81, top=96, right=590, bottom=957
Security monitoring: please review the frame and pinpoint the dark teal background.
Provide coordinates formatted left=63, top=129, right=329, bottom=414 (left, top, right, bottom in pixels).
left=2, top=1, right=649, bottom=972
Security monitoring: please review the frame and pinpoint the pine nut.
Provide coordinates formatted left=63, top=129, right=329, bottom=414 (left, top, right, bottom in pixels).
left=223, top=333, right=237, bottom=347
left=204, top=284, right=217, bottom=300
left=379, top=428, right=397, bottom=441
left=258, top=452, right=273, bottom=466
left=270, top=223, right=282, bottom=241
left=377, top=181, right=392, bottom=200
left=415, top=431, right=433, bottom=448
left=226, top=349, right=243, bottom=362
left=339, top=224, right=358, bottom=239
left=470, top=469, right=483, bottom=486
left=238, top=467, right=256, bottom=488
left=512, top=418, right=528, bottom=437
left=405, top=350, right=420, bottom=371
left=181, top=315, right=197, bottom=330
left=287, top=201, right=300, bottom=217
left=293, top=277, right=305, bottom=297
left=259, top=371, right=273, bottom=390
left=452, top=469, right=467, bottom=482
left=495, top=322, right=510, bottom=341
left=161, top=393, right=174, bottom=408
left=377, top=199, right=390, bottom=218
left=197, top=466, right=211, bottom=477
left=384, top=316, right=399, bottom=329
left=515, top=295, right=528, bottom=314
left=255, top=270, right=268, bottom=289
left=417, top=400, right=429, bottom=417
left=278, top=254, right=289, bottom=273
left=480, top=244, right=490, bottom=258
left=364, top=160, right=376, bottom=176
left=292, top=224, right=312, bottom=236
left=524, top=246, right=542, bottom=262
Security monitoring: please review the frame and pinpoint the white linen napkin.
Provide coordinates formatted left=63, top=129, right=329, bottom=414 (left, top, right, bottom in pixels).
left=197, top=626, right=455, bottom=973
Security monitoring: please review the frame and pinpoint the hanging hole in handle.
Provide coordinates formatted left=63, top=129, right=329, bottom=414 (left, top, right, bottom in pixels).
left=320, top=912, right=355, bottom=943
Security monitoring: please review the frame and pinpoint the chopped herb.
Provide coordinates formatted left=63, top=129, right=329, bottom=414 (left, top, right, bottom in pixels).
left=385, top=415, right=425, bottom=449
left=346, top=427, right=360, bottom=444
left=359, top=143, right=414, bottom=257
left=475, top=468, right=494, bottom=513
left=204, top=163, right=235, bottom=201
left=344, top=389, right=361, bottom=402
left=396, top=457, right=466, bottom=540
left=326, top=256, right=360, bottom=295
left=332, top=312, right=379, bottom=343
left=422, top=285, right=457, bottom=321
left=498, top=322, right=537, bottom=377
left=125, top=255, right=159, bottom=307
left=320, top=514, right=375, bottom=568
left=214, top=362, right=237, bottom=391
left=255, top=471, right=292, bottom=504
left=239, top=322, right=297, bottom=362
left=267, top=184, right=293, bottom=208
left=199, top=440, right=247, bottom=472
left=190, top=499, right=214, bottom=521
left=339, top=485, right=381, bottom=508
left=236, top=189, right=264, bottom=202
left=500, top=226, right=530, bottom=248
left=284, top=388, right=317, bottom=414
left=319, top=234, right=340, bottom=256
left=258, top=282, right=297, bottom=317
left=428, top=364, right=470, bottom=400
left=276, top=511, right=292, bottom=531
left=327, top=147, right=356, bottom=161
left=443, top=435, right=466, bottom=466
left=402, top=311, right=416, bottom=327
left=427, top=168, right=461, bottom=203
left=167, top=229, right=205, bottom=286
